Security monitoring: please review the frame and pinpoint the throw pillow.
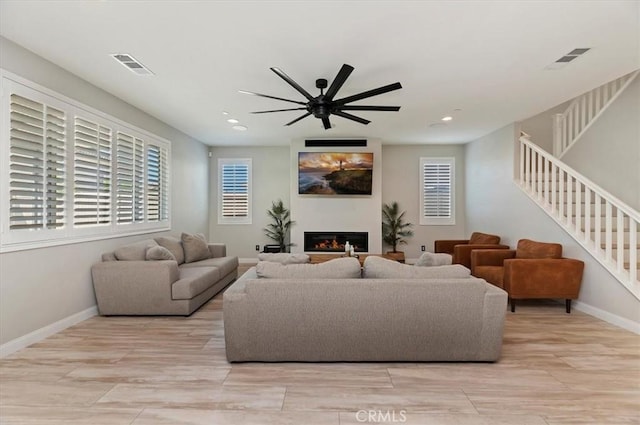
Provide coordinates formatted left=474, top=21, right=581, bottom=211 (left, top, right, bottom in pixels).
left=363, top=256, right=470, bottom=279
left=256, top=257, right=361, bottom=279
left=114, top=239, right=158, bottom=261
left=257, top=253, right=310, bottom=264
left=145, top=245, right=177, bottom=261
left=415, top=252, right=453, bottom=267
left=155, top=236, right=185, bottom=264
left=181, top=232, right=212, bottom=263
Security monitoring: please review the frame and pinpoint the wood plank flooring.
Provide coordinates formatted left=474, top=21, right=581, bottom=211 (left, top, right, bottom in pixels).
left=1, top=267, right=639, bottom=424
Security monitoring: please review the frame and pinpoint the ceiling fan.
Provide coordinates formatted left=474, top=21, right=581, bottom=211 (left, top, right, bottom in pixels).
left=239, top=64, right=402, bottom=130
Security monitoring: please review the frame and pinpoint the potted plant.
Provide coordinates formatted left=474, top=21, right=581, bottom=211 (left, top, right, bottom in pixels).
left=382, top=201, right=413, bottom=262
left=264, top=199, right=295, bottom=253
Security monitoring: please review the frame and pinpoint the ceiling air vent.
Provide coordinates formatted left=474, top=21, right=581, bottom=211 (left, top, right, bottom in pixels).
left=545, top=47, right=591, bottom=70
left=110, top=53, right=154, bottom=76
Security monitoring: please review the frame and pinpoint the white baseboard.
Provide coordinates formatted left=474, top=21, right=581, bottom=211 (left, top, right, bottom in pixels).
left=0, top=306, right=98, bottom=358
left=573, top=301, right=640, bottom=334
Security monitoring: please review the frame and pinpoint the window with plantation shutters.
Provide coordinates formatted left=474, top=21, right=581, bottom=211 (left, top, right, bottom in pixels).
left=9, top=94, right=66, bottom=231
left=1, top=73, right=172, bottom=252
left=218, top=158, right=251, bottom=224
left=73, top=117, right=112, bottom=226
left=420, top=157, right=455, bottom=225
left=116, top=132, right=144, bottom=224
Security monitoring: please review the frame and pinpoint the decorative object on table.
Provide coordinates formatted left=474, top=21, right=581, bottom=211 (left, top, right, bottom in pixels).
left=382, top=201, right=413, bottom=262
left=345, top=241, right=351, bottom=256
left=263, top=199, right=295, bottom=253
left=240, top=63, right=402, bottom=130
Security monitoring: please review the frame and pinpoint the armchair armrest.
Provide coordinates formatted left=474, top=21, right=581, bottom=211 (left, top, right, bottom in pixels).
left=434, top=239, right=469, bottom=255
left=208, top=243, right=227, bottom=258
left=503, top=258, right=584, bottom=299
left=471, top=249, right=516, bottom=268
left=452, top=244, right=510, bottom=269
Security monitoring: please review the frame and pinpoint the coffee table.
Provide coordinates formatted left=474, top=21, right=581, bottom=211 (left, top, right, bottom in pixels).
left=308, top=253, right=404, bottom=266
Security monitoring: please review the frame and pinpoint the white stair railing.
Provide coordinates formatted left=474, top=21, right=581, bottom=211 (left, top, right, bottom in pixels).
left=519, top=136, right=640, bottom=300
left=553, top=70, right=639, bottom=158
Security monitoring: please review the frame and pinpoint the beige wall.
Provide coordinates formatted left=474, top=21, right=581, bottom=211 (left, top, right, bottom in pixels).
left=208, top=146, right=290, bottom=259
left=382, top=144, right=467, bottom=259
left=0, top=37, right=210, bottom=347
left=465, top=123, right=640, bottom=327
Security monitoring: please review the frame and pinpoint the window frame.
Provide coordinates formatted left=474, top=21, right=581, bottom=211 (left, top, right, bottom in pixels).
left=420, top=157, right=455, bottom=225
left=217, top=158, right=252, bottom=225
left=0, top=70, right=172, bottom=253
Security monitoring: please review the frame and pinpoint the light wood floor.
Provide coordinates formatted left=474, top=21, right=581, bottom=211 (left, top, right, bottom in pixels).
left=1, top=268, right=639, bottom=424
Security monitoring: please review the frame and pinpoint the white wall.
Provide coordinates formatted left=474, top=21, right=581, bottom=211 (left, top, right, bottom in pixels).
left=382, top=144, right=467, bottom=259
left=290, top=139, right=383, bottom=255
left=465, top=123, right=640, bottom=328
left=561, top=75, right=640, bottom=210
left=521, top=101, right=571, bottom=153
left=0, top=37, right=210, bottom=347
left=209, top=146, right=290, bottom=259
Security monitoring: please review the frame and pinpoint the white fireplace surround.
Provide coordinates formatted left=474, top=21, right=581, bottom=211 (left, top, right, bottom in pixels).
left=290, top=139, right=383, bottom=254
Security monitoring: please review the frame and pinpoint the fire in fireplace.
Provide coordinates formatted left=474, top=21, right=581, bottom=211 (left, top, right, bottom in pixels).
left=304, top=232, right=369, bottom=253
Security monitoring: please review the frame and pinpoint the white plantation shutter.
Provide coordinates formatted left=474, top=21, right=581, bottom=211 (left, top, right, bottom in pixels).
left=2, top=74, right=171, bottom=251
left=218, top=159, right=251, bottom=224
left=73, top=117, right=112, bottom=226
left=420, top=157, right=455, bottom=225
left=116, top=132, right=144, bottom=224
left=9, top=94, right=66, bottom=231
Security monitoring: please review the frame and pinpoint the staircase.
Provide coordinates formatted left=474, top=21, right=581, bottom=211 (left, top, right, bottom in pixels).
left=518, top=135, right=640, bottom=299
left=553, top=70, right=638, bottom=158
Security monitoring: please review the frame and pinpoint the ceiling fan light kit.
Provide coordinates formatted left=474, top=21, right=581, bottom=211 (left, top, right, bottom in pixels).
left=240, top=64, right=402, bottom=130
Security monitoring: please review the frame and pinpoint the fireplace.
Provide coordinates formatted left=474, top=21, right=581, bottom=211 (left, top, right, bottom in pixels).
left=304, top=232, right=369, bottom=253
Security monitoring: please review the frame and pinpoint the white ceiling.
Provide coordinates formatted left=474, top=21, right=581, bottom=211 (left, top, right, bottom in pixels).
left=1, top=1, right=638, bottom=146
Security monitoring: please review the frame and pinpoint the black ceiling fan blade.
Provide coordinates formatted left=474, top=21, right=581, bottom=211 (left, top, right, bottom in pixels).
left=334, top=105, right=401, bottom=111
left=334, top=82, right=402, bottom=105
left=332, top=110, right=371, bottom=125
left=285, top=112, right=312, bottom=126
left=270, top=67, right=315, bottom=101
left=324, top=64, right=354, bottom=101
left=239, top=90, right=307, bottom=106
left=322, top=117, right=332, bottom=130
left=251, top=108, right=308, bottom=114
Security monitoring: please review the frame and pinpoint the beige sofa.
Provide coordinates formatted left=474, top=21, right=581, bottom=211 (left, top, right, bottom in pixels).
left=92, top=235, right=238, bottom=316
left=224, top=257, right=507, bottom=362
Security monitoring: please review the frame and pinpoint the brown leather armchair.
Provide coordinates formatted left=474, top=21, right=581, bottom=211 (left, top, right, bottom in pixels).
left=434, top=232, right=509, bottom=269
left=471, top=239, right=584, bottom=313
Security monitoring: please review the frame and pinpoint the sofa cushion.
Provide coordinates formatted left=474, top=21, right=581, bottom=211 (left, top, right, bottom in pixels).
left=180, top=256, right=239, bottom=277
left=172, top=267, right=220, bottom=300
left=256, top=257, right=361, bottom=279
left=155, top=236, right=185, bottom=265
left=146, top=245, right=177, bottom=261
left=114, top=239, right=158, bottom=261
left=516, top=239, right=562, bottom=259
left=182, top=233, right=212, bottom=263
left=363, top=256, right=470, bottom=279
left=469, top=232, right=501, bottom=245
left=257, top=253, right=310, bottom=264
left=415, top=252, right=452, bottom=267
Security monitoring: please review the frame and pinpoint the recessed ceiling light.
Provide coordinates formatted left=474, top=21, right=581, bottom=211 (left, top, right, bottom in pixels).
left=222, top=111, right=229, bottom=115
left=232, top=125, right=247, bottom=131
left=441, top=116, right=453, bottom=121
left=227, top=118, right=239, bottom=124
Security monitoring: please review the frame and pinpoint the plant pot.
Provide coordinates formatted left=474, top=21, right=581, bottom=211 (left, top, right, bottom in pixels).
left=385, top=251, right=406, bottom=263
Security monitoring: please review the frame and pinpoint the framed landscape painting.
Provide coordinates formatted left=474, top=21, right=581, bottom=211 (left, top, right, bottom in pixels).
left=298, top=152, right=373, bottom=195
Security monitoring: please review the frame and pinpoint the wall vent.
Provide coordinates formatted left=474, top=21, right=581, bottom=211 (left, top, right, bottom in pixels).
left=305, top=139, right=367, bottom=147
left=110, top=53, right=154, bottom=76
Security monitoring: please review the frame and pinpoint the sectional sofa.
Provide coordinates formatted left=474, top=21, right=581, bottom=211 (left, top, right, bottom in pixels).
left=224, top=256, right=508, bottom=362
left=92, top=234, right=238, bottom=315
